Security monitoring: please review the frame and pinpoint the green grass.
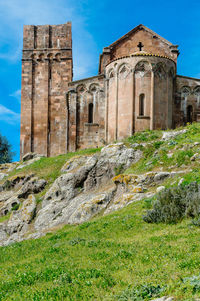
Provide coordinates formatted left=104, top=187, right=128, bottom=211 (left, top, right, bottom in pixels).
left=0, top=200, right=200, bottom=300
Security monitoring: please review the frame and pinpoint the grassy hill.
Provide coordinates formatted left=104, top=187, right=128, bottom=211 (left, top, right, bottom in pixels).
left=1, top=123, right=200, bottom=300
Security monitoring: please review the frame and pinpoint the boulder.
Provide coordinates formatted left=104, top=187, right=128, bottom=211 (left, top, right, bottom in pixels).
left=154, top=172, right=170, bottom=182
left=156, top=186, right=165, bottom=193
left=22, top=152, right=45, bottom=162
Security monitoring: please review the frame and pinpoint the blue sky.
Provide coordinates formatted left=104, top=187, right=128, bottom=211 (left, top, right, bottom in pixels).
left=0, top=0, right=200, bottom=161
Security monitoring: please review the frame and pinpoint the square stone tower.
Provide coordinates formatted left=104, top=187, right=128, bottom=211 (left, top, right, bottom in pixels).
left=20, top=22, right=73, bottom=158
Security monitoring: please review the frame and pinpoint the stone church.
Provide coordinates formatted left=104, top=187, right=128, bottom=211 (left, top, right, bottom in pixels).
left=20, top=22, right=200, bottom=158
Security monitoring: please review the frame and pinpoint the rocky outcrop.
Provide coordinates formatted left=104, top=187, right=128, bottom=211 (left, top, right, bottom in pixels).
left=34, top=143, right=143, bottom=231
left=0, top=195, right=37, bottom=246
left=0, top=141, right=189, bottom=246
left=162, top=129, right=187, bottom=141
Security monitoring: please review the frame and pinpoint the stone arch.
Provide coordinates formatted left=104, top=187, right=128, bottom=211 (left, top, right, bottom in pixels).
left=181, top=86, right=191, bottom=117
left=47, top=53, right=53, bottom=60
left=107, top=68, right=115, bottom=79
left=194, top=86, right=200, bottom=107
left=118, top=63, right=131, bottom=79
left=76, top=84, right=86, bottom=94
left=181, top=86, right=191, bottom=97
left=55, top=53, right=61, bottom=61
left=31, top=53, right=37, bottom=61
left=194, top=86, right=200, bottom=96
left=153, top=62, right=167, bottom=79
left=38, top=53, right=45, bottom=61
left=89, top=83, right=99, bottom=93
left=134, top=60, right=151, bottom=77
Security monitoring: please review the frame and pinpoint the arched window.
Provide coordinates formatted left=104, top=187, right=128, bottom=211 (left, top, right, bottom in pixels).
left=88, top=103, right=93, bottom=123
left=139, top=94, right=145, bottom=116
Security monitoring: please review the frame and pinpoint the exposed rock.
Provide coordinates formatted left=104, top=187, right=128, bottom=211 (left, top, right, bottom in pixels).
left=178, top=178, right=184, bottom=186
left=156, top=186, right=165, bottom=193
left=2, top=174, right=34, bottom=191
left=191, top=153, right=200, bottom=161
left=84, top=143, right=142, bottom=191
left=0, top=191, right=13, bottom=203
left=162, top=129, right=187, bottom=141
left=6, top=194, right=36, bottom=235
left=0, top=173, right=7, bottom=181
left=61, top=155, right=93, bottom=173
left=17, top=154, right=45, bottom=170
left=0, top=224, right=7, bottom=241
left=18, top=177, right=47, bottom=199
left=22, top=152, right=42, bottom=162
left=154, top=172, right=170, bottom=182
left=35, top=186, right=115, bottom=231
left=0, top=162, right=18, bottom=174
left=0, top=195, right=20, bottom=216
left=35, top=144, right=143, bottom=231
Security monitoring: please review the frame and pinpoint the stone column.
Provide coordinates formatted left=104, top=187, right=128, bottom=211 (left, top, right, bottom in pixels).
left=131, top=70, right=135, bottom=135
left=68, top=90, right=77, bottom=152
left=105, top=78, right=109, bottom=143
left=115, top=72, right=119, bottom=140
left=150, top=70, right=155, bottom=130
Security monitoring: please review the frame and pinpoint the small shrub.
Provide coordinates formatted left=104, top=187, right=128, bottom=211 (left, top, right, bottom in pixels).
left=116, top=284, right=165, bottom=300
left=183, top=275, right=200, bottom=293
left=143, top=182, right=200, bottom=224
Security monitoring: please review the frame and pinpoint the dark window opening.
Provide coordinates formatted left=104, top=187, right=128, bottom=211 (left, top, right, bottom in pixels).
left=187, top=105, right=193, bottom=123
left=88, top=103, right=93, bottom=123
left=139, top=94, right=145, bottom=116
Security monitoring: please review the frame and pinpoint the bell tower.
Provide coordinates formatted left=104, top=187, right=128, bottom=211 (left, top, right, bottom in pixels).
left=20, top=22, right=73, bottom=158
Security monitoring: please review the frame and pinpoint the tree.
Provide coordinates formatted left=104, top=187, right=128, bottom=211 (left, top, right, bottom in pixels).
left=0, top=133, right=14, bottom=164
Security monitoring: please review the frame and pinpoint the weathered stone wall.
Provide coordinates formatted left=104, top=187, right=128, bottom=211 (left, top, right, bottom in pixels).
left=174, top=76, right=200, bottom=127
left=20, top=22, right=72, bottom=158
left=67, top=75, right=105, bottom=151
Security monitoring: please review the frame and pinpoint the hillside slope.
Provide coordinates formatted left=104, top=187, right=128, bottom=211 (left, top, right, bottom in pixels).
left=1, top=123, right=200, bottom=299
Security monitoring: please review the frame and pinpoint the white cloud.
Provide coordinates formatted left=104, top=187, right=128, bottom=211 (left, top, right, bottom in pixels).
left=9, top=89, right=21, bottom=102
left=0, top=104, right=20, bottom=124
left=0, top=0, right=98, bottom=79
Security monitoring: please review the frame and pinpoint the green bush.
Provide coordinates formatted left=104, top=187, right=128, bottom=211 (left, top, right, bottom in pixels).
left=116, top=284, right=164, bottom=300
left=143, top=182, right=200, bottom=224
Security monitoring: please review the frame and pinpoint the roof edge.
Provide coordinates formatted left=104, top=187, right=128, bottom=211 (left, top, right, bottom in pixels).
left=107, top=24, right=174, bottom=49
